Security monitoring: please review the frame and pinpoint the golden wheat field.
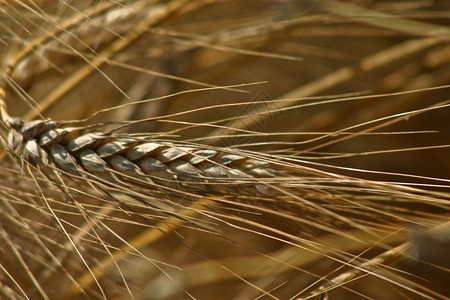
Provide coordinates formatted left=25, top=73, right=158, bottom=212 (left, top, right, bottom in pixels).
left=0, top=1, right=450, bottom=299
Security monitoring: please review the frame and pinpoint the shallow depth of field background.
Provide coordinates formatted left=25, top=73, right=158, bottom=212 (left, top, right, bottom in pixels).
left=1, top=1, right=449, bottom=299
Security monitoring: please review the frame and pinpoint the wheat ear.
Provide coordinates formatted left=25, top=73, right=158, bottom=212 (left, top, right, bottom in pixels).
left=6, top=117, right=279, bottom=198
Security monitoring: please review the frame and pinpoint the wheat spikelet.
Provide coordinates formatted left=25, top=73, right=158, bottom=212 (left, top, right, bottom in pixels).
left=1, top=1, right=450, bottom=299
left=5, top=116, right=279, bottom=198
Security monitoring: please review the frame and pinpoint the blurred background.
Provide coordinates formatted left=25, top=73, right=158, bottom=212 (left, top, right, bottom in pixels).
left=1, top=1, right=449, bottom=299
